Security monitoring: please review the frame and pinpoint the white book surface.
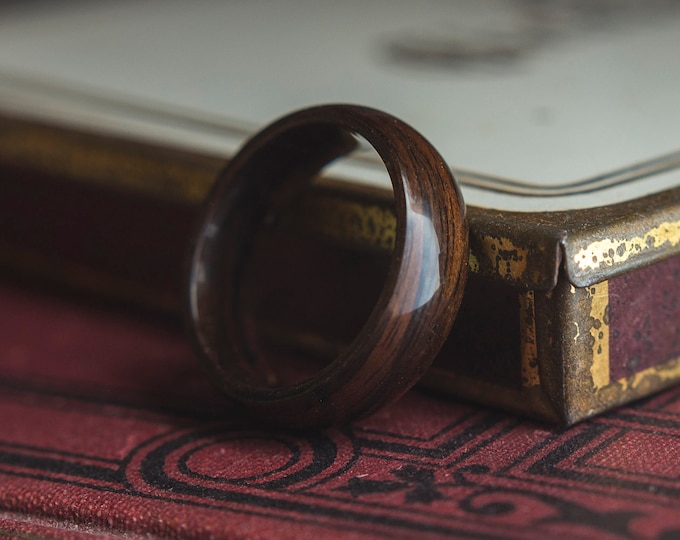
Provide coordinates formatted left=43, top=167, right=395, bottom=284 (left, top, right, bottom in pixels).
left=1, top=0, right=679, bottom=211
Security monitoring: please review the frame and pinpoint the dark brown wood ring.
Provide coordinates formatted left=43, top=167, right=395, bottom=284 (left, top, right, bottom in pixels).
left=185, top=104, right=468, bottom=428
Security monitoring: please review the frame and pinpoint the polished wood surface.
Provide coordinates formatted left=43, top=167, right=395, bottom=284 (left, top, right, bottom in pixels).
left=185, top=105, right=468, bottom=428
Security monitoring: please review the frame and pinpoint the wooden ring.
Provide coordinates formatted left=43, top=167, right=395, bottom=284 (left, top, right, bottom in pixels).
left=185, top=104, right=468, bottom=428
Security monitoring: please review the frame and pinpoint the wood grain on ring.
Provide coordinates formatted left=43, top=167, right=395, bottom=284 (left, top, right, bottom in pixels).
left=185, top=104, right=468, bottom=428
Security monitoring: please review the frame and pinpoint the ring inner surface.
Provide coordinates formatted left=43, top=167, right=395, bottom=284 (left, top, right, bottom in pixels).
left=218, top=125, right=396, bottom=389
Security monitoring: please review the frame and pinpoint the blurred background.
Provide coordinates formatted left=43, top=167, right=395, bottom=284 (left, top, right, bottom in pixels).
left=2, top=0, right=680, bottom=210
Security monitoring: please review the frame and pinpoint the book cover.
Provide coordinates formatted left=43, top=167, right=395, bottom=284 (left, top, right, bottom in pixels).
left=1, top=0, right=679, bottom=422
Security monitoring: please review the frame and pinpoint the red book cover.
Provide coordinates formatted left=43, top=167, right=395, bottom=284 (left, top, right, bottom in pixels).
left=1, top=282, right=678, bottom=539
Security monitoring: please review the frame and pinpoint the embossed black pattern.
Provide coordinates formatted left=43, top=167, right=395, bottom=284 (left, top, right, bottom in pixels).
left=0, top=374, right=678, bottom=539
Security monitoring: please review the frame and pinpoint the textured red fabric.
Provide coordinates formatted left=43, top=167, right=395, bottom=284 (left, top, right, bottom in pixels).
left=0, top=283, right=678, bottom=539
left=609, top=255, right=680, bottom=380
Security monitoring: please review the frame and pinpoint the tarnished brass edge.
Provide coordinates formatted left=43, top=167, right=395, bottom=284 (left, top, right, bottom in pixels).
left=553, top=279, right=596, bottom=425
left=578, top=357, right=680, bottom=423
left=560, top=188, right=680, bottom=287
left=586, top=272, right=680, bottom=407
left=519, top=291, right=540, bottom=387
left=605, top=357, right=680, bottom=395
left=571, top=221, right=680, bottom=273
left=557, top=278, right=680, bottom=424
left=530, top=278, right=571, bottom=423
left=466, top=211, right=563, bottom=290
left=476, top=236, right=529, bottom=281
left=544, top=262, right=680, bottom=425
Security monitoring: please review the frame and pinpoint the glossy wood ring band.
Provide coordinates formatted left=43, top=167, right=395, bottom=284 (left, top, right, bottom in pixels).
left=185, top=104, right=468, bottom=428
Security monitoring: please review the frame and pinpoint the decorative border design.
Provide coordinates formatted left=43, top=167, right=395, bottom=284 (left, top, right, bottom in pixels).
left=587, top=282, right=610, bottom=390
left=587, top=266, right=680, bottom=401
left=0, top=378, right=678, bottom=539
left=572, top=220, right=680, bottom=273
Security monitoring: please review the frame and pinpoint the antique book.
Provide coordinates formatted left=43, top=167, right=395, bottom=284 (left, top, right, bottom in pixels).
left=1, top=1, right=680, bottom=425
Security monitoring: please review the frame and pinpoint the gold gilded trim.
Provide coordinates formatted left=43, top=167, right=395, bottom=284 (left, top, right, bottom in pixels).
left=520, top=290, right=540, bottom=387
left=595, top=357, right=680, bottom=407
left=588, top=282, right=610, bottom=390
left=0, top=120, right=220, bottom=203
left=478, top=236, right=528, bottom=280
left=618, top=357, right=680, bottom=392
left=573, top=220, right=680, bottom=271
left=302, top=197, right=397, bottom=251
left=468, top=252, right=480, bottom=273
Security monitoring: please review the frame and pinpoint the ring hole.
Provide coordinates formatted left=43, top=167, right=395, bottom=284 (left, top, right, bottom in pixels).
left=237, top=134, right=395, bottom=387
